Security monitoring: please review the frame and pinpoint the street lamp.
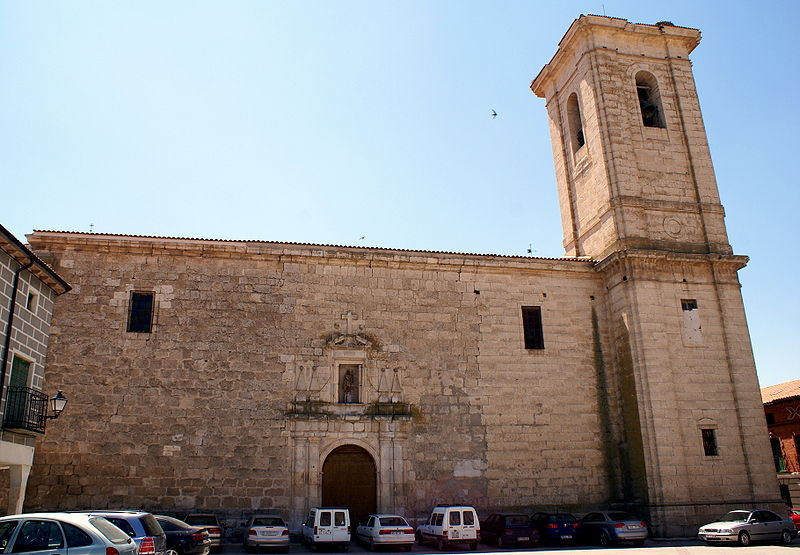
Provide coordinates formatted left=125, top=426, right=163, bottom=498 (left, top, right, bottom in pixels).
left=46, top=390, right=67, bottom=419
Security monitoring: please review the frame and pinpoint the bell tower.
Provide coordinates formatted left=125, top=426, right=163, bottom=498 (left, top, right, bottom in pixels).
left=532, top=16, right=779, bottom=535
left=532, top=15, right=731, bottom=260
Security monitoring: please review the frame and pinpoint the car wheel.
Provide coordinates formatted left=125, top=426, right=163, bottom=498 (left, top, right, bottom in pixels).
left=369, top=538, right=375, bottom=551
left=166, top=550, right=179, bottom=555
left=738, top=531, right=750, bottom=546
left=437, top=538, right=444, bottom=551
left=598, top=531, right=610, bottom=547
left=415, top=531, right=422, bottom=543
left=782, top=529, right=794, bottom=544
left=496, top=536, right=503, bottom=548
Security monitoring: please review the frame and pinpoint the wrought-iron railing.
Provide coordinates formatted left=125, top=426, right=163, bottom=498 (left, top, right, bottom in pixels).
left=3, top=386, right=47, bottom=434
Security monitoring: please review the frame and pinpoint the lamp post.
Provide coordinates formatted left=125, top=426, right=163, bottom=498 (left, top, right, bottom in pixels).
left=46, top=390, right=67, bottom=419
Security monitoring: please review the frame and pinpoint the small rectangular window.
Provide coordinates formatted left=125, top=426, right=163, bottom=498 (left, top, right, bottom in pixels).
left=766, top=413, right=776, bottom=425
left=26, top=292, right=37, bottom=312
left=701, top=428, right=718, bottom=456
left=334, top=512, right=345, bottom=527
left=463, top=511, right=474, bottom=525
left=681, top=299, right=698, bottom=311
left=449, top=511, right=461, bottom=526
left=127, top=291, right=155, bottom=333
left=522, top=306, right=544, bottom=350
left=320, top=512, right=331, bottom=527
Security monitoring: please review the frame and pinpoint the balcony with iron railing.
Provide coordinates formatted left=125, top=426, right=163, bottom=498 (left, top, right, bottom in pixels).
left=2, top=386, right=48, bottom=434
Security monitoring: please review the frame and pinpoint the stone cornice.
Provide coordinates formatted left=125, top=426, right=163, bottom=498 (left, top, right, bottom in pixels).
left=27, top=231, right=598, bottom=278
left=594, top=249, right=749, bottom=279
left=532, top=14, right=700, bottom=98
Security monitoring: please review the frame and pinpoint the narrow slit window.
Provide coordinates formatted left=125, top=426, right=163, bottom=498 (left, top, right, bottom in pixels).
left=521, top=306, right=545, bottom=350
left=26, top=292, right=37, bottom=312
left=701, top=428, right=718, bottom=456
left=566, top=93, right=585, bottom=152
left=635, top=71, right=666, bottom=128
left=127, top=291, right=155, bottom=333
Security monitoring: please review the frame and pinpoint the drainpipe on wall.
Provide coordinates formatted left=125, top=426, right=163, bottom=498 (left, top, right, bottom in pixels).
left=0, top=260, right=34, bottom=410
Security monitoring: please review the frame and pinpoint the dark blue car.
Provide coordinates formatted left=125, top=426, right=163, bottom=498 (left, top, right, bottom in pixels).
left=530, top=513, right=579, bottom=544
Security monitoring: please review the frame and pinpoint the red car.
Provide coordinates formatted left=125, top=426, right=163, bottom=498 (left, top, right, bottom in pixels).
left=789, top=510, right=800, bottom=531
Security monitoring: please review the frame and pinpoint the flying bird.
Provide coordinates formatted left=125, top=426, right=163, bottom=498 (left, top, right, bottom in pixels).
left=491, top=109, right=498, bottom=119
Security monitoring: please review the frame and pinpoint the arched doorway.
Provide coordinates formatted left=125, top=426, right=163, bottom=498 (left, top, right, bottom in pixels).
left=322, top=445, right=376, bottom=526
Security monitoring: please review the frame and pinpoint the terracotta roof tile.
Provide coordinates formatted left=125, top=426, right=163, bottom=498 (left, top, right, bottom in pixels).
left=762, top=379, right=800, bottom=404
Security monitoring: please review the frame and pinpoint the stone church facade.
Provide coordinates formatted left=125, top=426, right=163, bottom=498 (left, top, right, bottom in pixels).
left=23, top=15, right=778, bottom=536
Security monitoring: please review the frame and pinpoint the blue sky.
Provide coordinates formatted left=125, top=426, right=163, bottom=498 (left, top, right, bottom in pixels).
left=1, top=1, right=797, bottom=387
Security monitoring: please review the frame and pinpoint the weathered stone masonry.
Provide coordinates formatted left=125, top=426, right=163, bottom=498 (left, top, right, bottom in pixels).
left=23, top=15, right=780, bottom=537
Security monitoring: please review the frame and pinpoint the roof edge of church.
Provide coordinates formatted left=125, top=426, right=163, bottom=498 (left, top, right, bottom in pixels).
left=28, top=230, right=594, bottom=265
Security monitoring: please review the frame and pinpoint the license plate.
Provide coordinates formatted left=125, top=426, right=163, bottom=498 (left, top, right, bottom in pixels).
left=518, top=537, right=529, bottom=542
left=451, top=531, right=460, bottom=539
left=627, top=525, right=641, bottom=530
left=391, top=531, right=404, bottom=535
left=561, top=535, right=572, bottom=539
left=264, top=531, right=278, bottom=536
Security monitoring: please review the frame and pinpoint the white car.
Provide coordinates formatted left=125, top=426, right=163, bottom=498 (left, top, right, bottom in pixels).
left=244, top=515, right=289, bottom=552
left=356, top=514, right=414, bottom=551
left=301, top=508, right=351, bottom=551
left=0, top=512, right=137, bottom=555
left=416, top=505, right=479, bottom=551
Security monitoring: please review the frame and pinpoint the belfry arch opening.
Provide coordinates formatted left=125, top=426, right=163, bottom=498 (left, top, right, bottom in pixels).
left=635, top=71, right=665, bottom=128
left=566, top=93, right=585, bottom=151
left=321, top=445, right=377, bottom=526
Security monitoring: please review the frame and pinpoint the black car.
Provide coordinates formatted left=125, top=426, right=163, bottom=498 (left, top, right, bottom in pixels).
left=155, top=516, right=212, bottom=555
left=480, top=513, right=539, bottom=547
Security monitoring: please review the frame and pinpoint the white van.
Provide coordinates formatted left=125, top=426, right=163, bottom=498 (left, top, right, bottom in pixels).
left=416, top=505, right=480, bottom=550
left=301, top=507, right=351, bottom=551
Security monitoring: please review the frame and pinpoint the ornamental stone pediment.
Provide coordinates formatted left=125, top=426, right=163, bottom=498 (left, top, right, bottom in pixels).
left=328, top=334, right=371, bottom=349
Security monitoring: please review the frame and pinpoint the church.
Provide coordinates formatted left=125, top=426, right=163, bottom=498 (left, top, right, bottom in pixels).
left=22, top=15, right=779, bottom=536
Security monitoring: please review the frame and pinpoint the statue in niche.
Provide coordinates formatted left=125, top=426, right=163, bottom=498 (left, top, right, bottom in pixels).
left=339, top=364, right=360, bottom=403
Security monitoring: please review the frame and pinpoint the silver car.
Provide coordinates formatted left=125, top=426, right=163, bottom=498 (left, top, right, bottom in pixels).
left=698, top=509, right=796, bottom=546
left=0, top=512, right=137, bottom=555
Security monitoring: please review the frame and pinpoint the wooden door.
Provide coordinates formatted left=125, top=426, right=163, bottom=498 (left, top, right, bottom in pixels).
left=321, top=445, right=376, bottom=526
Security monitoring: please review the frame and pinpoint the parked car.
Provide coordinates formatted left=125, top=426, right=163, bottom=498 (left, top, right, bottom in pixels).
left=480, top=513, right=538, bottom=548
left=355, top=514, right=414, bottom=551
left=301, top=507, right=351, bottom=551
left=698, top=509, right=796, bottom=546
left=578, top=511, right=647, bottom=546
left=530, top=512, right=579, bottom=544
left=184, top=514, right=224, bottom=552
left=243, top=515, right=290, bottom=552
left=78, top=510, right=167, bottom=555
left=0, top=512, right=137, bottom=555
left=154, top=515, right=211, bottom=555
left=790, top=509, right=800, bottom=530
left=416, top=505, right=479, bottom=550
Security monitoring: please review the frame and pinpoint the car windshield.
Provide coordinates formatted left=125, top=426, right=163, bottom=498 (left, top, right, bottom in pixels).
left=253, top=518, right=284, bottom=527
left=379, top=517, right=408, bottom=527
left=608, top=513, right=636, bottom=522
left=548, top=514, right=576, bottom=522
left=91, top=518, right=133, bottom=545
left=719, top=511, right=751, bottom=523
left=505, top=516, right=529, bottom=526
left=141, top=515, right=164, bottom=537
